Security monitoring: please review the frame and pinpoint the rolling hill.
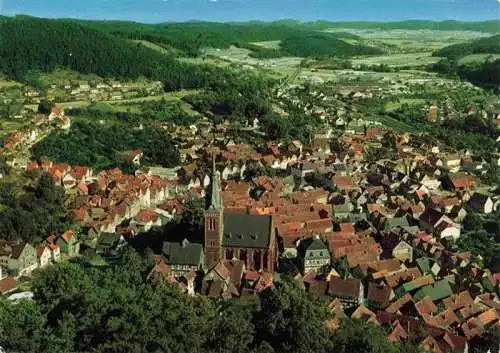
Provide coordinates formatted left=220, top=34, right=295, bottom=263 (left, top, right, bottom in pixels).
left=433, top=34, right=500, bottom=58
left=0, top=16, right=217, bottom=90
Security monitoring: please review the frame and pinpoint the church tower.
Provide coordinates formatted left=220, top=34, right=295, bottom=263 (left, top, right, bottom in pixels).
left=204, top=155, right=224, bottom=269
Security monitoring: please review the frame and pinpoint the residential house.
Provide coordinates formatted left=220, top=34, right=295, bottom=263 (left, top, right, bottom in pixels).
left=0, top=243, right=38, bottom=277
left=36, top=245, right=52, bottom=268
left=333, top=201, right=354, bottom=220
left=392, top=240, right=413, bottom=263
left=57, top=231, right=80, bottom=256
left=367, top=281, right=393, bottom=309
left=96, top=233, right=127, bottom=260
left=162, top=239, right=204, bottom=277
left=328, top=277, right=364, bottom=309
left=413, top=279, right=453, bottom=302
left=299, top=235, right=331, bottom=274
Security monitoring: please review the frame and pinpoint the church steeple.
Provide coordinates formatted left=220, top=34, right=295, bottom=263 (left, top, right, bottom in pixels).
left=204, top=152, right=224, bottom=270
left=209, top=153, right=223, bottom=210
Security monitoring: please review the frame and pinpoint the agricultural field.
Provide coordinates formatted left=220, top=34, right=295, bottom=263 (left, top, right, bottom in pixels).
left=351, top=52, right=440, bottom=68
left=25, top=89, right=200, bottom=115
left=132, top=40, right=178, bottom=55
left=328, top=29, right=491, bottom=53
left=250, top=40, right=282, bottom=49
left=385, top=98, right=427, bottom=111
left=367, top=114, right=421, bottom=133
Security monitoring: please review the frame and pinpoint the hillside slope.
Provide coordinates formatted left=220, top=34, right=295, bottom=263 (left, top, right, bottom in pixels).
left=0, top=17, right=215, bottom=90
left=280, top=33, right=383, bottom=57
left=433, top=34, right=500, bottom=58
left=78, top=20, right=370, bottom=58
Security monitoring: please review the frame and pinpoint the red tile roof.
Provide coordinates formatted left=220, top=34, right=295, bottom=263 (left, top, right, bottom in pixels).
left=0, top=277, right=17, bottom=294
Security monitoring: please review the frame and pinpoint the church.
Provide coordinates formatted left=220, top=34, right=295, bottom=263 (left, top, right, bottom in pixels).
left=204, top=158, right=276, bottom=272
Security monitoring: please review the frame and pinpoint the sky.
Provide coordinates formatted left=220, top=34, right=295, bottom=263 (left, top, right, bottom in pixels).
left=0, top=0, right=499, bottom=23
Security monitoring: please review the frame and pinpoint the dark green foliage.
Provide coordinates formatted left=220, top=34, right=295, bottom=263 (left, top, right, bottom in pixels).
left=254, top=278, right=333, bottom=353
left=179, top=197, right=206, bottom=241
left=386, top=103, right=497, bottom=158
left=185, top=71, right=276, bottom=124
left=32, top=121, right=180, bottom=171
left=456, top=210, right=500, bottom=272
left=457, top=59, right=500, bottom=88
left=69, top=99, right=197, bottom=126
left=0, top=299, right=48, bottom=353
left=470, top=326, right=500, bottom=353
left=37, top=100, right=55, bottom=114
left=0, top=249, right=425, bottom=353
left=0, top=172, right=72, bottom=243
left=237, top=43, right=287, bottom=59
left=329, top=318, right=401, bottom=353
left=434, top=35, right=500, bottom=59
left=0, top=17, right=219, bottom=90
left=81, top=21, right=362, bottom=58
left=280, top=33, right=384, bottom=58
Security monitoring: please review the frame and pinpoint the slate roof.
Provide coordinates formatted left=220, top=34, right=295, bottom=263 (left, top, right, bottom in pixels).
left=162, top=239, right=203, bottom=266
left=222, top=213, right=272, bottom=249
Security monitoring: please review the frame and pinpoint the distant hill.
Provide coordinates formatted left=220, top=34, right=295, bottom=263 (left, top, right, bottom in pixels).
left=273, top=19, right=500, bottom=34
left=74, top=20, right=368, bottom=57
left=433, top=34, right=500, bottom=58
left=280, top=33, right=383, bottom=57
left=0, top=16, right=217, bottom=90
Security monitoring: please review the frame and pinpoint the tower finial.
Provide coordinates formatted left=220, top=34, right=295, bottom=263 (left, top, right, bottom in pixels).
left=212, top=151, right=216, bottom=174
left=208, top=150, right=223, bottom=210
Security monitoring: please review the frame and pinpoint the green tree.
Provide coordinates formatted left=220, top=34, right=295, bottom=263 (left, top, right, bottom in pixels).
left=253, top=277, right=333, bottom=353
left=329, top=318, right=400, bottom=353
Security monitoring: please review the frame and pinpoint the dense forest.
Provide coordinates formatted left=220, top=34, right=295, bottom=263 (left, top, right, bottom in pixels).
left=0, top=248, right=429, bottom=353
left=0, top=17, right=225, bottom=90
left=280, top=33, right=383, bottom=58
left=80, top=21, right=312, bottom=57
left=0, top=171, right=72, bottom=243
left=75, top=19, right=383, bottom=59
left=32, top=121, right=180, bottom=171
left=433, top=34, right=500, bottom=58
left=68, top=99, right=197, bottom=126
left=431, top=57, right=500, bottom=88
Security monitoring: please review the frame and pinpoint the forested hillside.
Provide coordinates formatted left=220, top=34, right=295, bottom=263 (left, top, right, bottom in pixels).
left=32, top=121, right=180, bottom=171
left=280, top=33, right=383, bottom=58
left=0, top=17, right=221, bottom=90
left=80, top=21, right=310, bottom=57
left=79, top=20, right=374, bottom=58
left=434, top=34, right=500, bottom=58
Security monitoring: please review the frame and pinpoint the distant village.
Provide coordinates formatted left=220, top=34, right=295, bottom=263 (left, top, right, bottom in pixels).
left=0, top=80, right=499, bottom=353
left=23, top=79, right=164, bottom=104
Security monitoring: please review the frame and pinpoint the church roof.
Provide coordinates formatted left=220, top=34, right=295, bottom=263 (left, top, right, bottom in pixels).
left=222, top=213, right=272, bottom=249
left=162, top=239, right=203, bottom=266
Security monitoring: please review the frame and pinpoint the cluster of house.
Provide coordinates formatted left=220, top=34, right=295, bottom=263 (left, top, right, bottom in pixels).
left=0, top=231, right=80, bottom=293
left=0, top=106, right=70, bottom=165
left=1, top=81, right=499, bottom=351
left=24, top=80, right=164, bottom=104
left=144, top=125, right=498, bottom=352
left=24, top=161, right=205, bottom=243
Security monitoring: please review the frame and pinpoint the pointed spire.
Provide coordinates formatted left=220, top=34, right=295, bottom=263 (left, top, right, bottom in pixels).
left=209, top=151, right=223, bottom=210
